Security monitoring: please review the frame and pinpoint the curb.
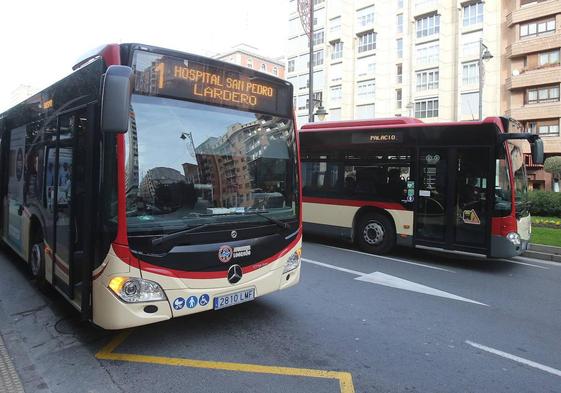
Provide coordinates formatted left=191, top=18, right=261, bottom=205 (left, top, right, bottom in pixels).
left=522, top=243, right=561, bottom=263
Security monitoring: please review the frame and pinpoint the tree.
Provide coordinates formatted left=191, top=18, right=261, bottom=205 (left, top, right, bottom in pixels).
left=544, top=156, right=561, bottom=192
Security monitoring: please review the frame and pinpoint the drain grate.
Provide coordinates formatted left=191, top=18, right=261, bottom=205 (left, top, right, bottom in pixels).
left=0, top=335, right=24, bottom=393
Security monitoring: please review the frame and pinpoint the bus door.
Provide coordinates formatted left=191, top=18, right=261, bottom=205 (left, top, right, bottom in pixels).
left=414, top=147, right=492, bottom=253
left=47, top=112, right=86, bottom=301
left=3, top=125, right=26, bottom=253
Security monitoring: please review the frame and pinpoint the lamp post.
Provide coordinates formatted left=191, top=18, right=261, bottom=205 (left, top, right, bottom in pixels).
left=478, top=38, right=493, bottom=121
left=313, top=99, right=328, bottom=121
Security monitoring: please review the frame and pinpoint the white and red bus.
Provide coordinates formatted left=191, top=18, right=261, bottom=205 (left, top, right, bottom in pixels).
left=300, top=117, right=543, bottom=258
left=0, top=44, right=301, bottom=329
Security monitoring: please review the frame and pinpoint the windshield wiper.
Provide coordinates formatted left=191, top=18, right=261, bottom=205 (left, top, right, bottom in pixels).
left=151, top=223, right=212, bottom=247
left=245, top=210, right=290, bottom=230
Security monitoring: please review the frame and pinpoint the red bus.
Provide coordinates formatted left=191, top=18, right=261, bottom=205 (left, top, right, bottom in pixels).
left=0, top=44, right=301, bottom=329
left=300, top=117, right=543, bottom=258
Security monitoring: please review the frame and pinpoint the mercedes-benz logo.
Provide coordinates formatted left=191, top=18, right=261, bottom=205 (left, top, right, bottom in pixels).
left=227, top=264, right=243, bottom=284
left=231, top=230, right=237, bottom=239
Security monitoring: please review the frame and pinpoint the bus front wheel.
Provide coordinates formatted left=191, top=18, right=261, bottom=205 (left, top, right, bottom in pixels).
left=29, top=238, right=47, bottom=288
left=356, top=213, right=395, bottom=255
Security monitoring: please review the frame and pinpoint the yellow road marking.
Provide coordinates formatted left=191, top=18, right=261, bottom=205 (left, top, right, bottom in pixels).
left=96, top=332, right=355, bottom=393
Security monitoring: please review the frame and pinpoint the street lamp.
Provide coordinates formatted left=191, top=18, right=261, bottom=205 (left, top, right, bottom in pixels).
left=478, top=39, right=493, bottom=121
left=311, top=98, right=328, bottom=122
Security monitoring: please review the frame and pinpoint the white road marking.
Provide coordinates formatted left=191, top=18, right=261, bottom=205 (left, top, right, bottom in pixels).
left=498, top=259, right=549, bottom=270
left=513, top=256, right=558, bottom=267
left=317, top=244, right=455, bottom=273
left=356, top=272, right=488, bottom=306
left=302, top=258, right=487, bottom=306
left=465, top=340, right=561, bottom=378
left=302, top=258, right=364, bottom=276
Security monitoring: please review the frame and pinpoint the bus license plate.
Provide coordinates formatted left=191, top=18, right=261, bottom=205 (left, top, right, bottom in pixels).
left=214, top=289, right=255, bottom=310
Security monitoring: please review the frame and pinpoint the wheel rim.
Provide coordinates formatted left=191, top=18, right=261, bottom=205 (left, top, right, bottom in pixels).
left=363, top=221, right=384, bottom=246
left=30, top=243, right=42, bottom=277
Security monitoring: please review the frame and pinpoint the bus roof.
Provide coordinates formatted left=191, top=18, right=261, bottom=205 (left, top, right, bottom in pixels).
left=299, top=117, right=508, bottom=133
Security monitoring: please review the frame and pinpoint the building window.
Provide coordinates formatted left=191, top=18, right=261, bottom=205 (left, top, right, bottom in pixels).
left=462, top=31, right=482, bottom=58
left=415, top=98, right=439, bottom=118
left=538, top=50, right=560, bottom=66
left=313, top=70, right=325, bottom=90
left=462, top=62, right=479, bottom=85
left=526, top=85, right=560, bottom=104
left=520, top=18, right=555, bottom=38
left=357, top=56, right=376, bottom=78
left=247, top=58, right=253, bottom=69
left=298, top=74, right=308, bottom=90
left=396, top=38, right=403, bottom=58
left=461, top=92, right=480, bottom=119
left=396, top=89, right=402, bottom=109
left=538, top=121, right=560, bottom=136
left=272, top=67, right=278, bottom=76
left=331, top=41, right=343, bottom=60
left=288, top=76, right=297, bottom=89
left=357, top=79, right=376, bottom=101
left=330, top=16, right=341, bottom=34
left=358, top=31, right=376, bottom=53
left=463, top=2, right=483, bottom=26
left=260, top=63, right=267, bottom=72
left=416, top=42, right=439, bottom=65
left=330, top=85, right=342, bottom=104
left=330, top=108, right=342, bottom=121
left=356, top=6, right=375, bottom=30
left=416, top=14, right=440, bottom=38
left=355, top=104, right=375, bottom=119
left=416, top=69, right=439, bottom=91
left=331, top=63, right=342, bottom=82
left=397, top=14, right=403, bottom=33
left=313, top=0, right=325, bottom=5
left=312, top=50, right=324, bottom=67
left=396, top=64, right=403, bottom=84
left=397, top=0, right=404, bottom=9
left=313, top=29, right=325, bottom=46
left=288, top=59, right=295, bottom=73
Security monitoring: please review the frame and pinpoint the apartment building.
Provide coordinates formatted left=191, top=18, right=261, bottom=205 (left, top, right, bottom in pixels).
left=286, top=0, right=502, bottom=125
left=215, top=43, right=285, bottom=79
left=503, top=0, right=561, bottom=190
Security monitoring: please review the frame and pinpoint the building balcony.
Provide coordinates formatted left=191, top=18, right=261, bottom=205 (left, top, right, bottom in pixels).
left=507, top=34, right=561, bottom=58
left=506, top=65, right=561, bottom=90
left=506, top=0, right=561, bottom=27
left=506, top=102, right=561, bottom=121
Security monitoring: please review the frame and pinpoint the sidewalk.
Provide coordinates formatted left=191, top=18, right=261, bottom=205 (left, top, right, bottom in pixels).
left=0, top=334, right=24, bottom=393
left=523, top=243, right=561, bottom=263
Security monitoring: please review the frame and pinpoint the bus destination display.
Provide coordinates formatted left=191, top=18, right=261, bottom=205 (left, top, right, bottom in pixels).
left=133, top=51, right=291, bottom=116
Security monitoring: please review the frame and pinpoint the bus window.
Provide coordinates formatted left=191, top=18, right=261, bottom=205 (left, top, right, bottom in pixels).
left=494, top=145, right=512, bottom=217
left=510, top=143, right=529, bottom=217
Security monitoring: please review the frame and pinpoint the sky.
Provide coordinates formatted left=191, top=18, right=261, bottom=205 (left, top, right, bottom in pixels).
left=0, top=0, right=291, bottom=112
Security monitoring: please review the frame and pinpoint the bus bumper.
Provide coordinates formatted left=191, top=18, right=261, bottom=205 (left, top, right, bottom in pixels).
left=489, top=235, right=527, bottom=258
left=92, top=264, right=300, bottom=330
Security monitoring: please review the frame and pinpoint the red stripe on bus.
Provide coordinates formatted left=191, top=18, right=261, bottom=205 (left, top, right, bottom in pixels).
left=303, top=196, right=405, bottom=211
left=110, top=231, right=302, bottom=279
left=491, top=216, right=517, bottom=237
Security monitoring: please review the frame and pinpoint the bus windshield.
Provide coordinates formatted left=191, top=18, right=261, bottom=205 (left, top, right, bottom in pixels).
left=124, top=94, right=298, bottom=235
left=510, top=142, right=529, bottom=217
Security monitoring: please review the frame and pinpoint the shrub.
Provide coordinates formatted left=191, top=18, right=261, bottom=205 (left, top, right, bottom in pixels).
left=528, top=191, right=561, bottom=217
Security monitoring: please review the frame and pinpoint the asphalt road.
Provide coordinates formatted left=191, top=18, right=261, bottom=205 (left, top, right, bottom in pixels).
left=1, top=236, right=561, bottom=393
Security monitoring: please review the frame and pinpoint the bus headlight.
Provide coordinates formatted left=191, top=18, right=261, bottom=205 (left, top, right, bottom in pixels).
left=108, top=277, right=167, bottom=303
left=506, top=232, right=521, bottom=246
left=283, top=248, right=302, bottom=273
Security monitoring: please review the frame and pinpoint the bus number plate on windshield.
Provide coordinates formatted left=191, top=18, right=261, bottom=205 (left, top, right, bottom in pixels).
left=214, top=288, right=255, bottom=310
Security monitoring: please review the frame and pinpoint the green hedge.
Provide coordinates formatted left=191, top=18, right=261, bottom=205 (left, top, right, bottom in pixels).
left=528, top=191, right=561, bottom=217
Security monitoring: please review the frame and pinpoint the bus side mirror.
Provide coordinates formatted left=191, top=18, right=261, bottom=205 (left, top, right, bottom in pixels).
left=531, top=138, right=544, bottom=165
left=100, top=65, right=134, bottom=133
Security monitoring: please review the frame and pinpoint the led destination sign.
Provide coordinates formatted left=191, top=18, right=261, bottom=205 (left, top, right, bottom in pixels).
left=351, top=131, right=403, bottom=144
left=133, top=51, right=291, bottom=116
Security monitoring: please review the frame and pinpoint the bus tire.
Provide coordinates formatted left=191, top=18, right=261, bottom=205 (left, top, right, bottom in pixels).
left=356, top=213, right=395, bottom=255
left=29, top=235, right=47, bottom=289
